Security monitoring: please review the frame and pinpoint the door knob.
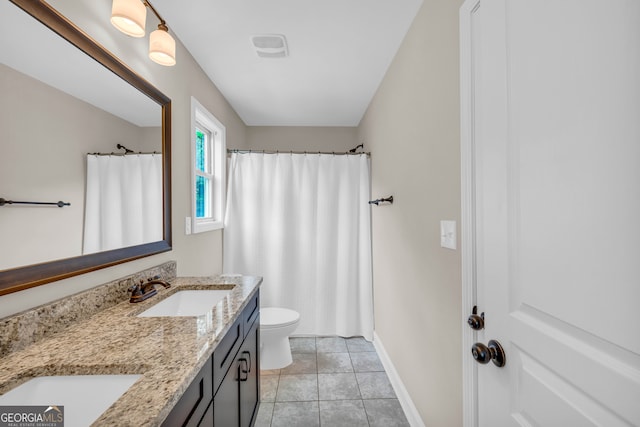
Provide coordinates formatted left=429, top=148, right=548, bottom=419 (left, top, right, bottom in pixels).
left=467, top=305, right=484, bottom=330
left=471, top=340, right=506, bottom=367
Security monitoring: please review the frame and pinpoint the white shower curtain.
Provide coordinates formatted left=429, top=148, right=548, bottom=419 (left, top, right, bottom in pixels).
left=83, top=154, right=163, bottom=254
left=224, top=152, right=374, bottom=341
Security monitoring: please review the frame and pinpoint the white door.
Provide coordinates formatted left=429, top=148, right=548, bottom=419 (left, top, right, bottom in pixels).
left=461, top=0, right=640, bottom=425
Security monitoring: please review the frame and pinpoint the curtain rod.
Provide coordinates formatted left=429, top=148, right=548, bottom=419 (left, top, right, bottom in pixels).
left=88, top=151, right=160, bottom=156
left=227, top=149, right=370, bottom=156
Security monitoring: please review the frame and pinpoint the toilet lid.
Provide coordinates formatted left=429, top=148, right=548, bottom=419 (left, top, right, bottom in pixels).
left=261, top=307, right=300, bottom=328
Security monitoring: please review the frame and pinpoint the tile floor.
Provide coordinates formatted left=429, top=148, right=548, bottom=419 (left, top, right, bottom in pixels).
left=256, top=336, right=411, bottom=427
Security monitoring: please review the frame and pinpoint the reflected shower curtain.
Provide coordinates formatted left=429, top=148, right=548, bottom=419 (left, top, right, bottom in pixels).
left=224, top=152, right=374, bottom=340
left=83, top=154, right=163, bottom=254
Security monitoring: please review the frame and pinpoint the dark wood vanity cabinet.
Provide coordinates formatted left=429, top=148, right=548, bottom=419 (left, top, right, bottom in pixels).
left=238, top=320, right=260, bottom=427
left=239, top=288, right=260, bottom=426
left=214, top=295, right=260, bottom=427
left=161, top=291, right=260, bottom=427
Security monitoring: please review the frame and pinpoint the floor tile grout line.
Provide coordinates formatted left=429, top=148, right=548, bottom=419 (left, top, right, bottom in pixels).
left=270, top=370, right=281, bottom=424
left=316, top=361, right=320, bottom=404
left=268, top=399, right=275, bottom=427
left=349, top=345, right=372, bottom=427
left=316, top=336, right=321, bottom=426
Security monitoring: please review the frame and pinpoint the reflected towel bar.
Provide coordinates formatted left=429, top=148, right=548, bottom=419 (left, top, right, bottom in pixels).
left=369, top=196, right=393, bottom=205
left=0, top=198, right=70, bottom=208
left=89, top=143, right=159, bottom=156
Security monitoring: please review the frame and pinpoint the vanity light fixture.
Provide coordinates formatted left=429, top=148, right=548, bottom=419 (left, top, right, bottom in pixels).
left=110, top=0, right=146, bottom=37
left=110, top=0, right=176, bottom=66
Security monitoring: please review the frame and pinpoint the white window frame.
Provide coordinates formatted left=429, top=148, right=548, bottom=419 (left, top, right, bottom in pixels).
left=190, top=97, right=226, bottom=233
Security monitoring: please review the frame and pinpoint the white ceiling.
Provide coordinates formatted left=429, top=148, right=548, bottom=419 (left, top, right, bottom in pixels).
left=152, top=0, right=423, bottom=126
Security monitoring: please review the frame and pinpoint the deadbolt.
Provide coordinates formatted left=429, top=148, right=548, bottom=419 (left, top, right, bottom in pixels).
left=467, top=305, right=484, bottom=330
left=471, top=339, right=506, bottom=367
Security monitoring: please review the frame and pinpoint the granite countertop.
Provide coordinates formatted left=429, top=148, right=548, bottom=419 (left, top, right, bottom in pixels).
left=0, top=275, right=262, bottom=426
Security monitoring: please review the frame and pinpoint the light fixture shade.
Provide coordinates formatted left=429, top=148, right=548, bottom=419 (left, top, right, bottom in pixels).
left=111, top=0, right=146, bottom=37
left=149, top=27, right=176, bottom=66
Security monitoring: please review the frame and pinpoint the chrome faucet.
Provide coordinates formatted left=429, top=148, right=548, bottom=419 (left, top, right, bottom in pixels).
left=129, top=276, right=171, bottom=303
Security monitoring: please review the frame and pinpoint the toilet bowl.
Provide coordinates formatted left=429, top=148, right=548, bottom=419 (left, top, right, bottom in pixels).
left=260, top=307, right=300, bottom=370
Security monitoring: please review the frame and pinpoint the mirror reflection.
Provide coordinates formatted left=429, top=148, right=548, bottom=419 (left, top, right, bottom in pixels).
left=0, top=1, right=163, bottom=272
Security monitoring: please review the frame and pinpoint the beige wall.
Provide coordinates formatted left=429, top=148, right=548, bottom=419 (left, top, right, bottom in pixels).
left=0, top=64, right=160, bottom=270
left=357, top=0, right=463, bottom=425
left=245, top=126, right=358, bottom=152
left=0, top=2, right=246, bottom=318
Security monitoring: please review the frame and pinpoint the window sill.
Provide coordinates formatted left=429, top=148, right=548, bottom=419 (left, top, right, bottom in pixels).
left=192, top=220, right=224, bottom=234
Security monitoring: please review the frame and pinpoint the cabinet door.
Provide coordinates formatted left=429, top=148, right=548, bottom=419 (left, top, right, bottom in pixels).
left=198, top=401, right=213, bottom=427
left=239, top=318, right=259, bottom=427
left=214, top=360, right=241, bottom=426
left=161, top=357, right=213, bottom=427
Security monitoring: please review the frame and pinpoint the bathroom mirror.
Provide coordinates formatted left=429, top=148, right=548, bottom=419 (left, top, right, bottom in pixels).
left=0, top=0, right=172, bottom=296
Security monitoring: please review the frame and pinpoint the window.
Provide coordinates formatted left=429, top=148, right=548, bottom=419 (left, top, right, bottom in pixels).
left=191, top=97, right=225, bottom=233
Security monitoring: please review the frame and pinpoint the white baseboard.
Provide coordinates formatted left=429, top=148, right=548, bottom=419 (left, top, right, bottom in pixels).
left=373, top=331, right=426, bottom=427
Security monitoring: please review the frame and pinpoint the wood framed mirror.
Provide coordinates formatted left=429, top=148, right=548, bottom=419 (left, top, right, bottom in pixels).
left=0, top=0, right=172, bottom=296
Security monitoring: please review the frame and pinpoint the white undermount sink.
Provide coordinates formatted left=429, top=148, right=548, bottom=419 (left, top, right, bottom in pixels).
left=0, top=374, right=141, bottom=427
left=137, top=289, right=231, bottom=317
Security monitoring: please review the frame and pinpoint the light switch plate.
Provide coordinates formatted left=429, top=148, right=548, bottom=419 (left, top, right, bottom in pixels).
left=440, top=220, right=456, bottom=250
left=185, top=217, right=192, bottom=235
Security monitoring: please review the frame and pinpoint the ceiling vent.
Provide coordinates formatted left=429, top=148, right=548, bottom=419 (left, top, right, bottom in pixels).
left=251, top=34, right=289, bottom=58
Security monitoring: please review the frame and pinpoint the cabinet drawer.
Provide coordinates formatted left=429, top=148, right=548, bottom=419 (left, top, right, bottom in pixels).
left=161, top=357, right=213, bottom=427
left=213, top=315, right=243, bottom=394
left=242, top=291, right=260, bottom=337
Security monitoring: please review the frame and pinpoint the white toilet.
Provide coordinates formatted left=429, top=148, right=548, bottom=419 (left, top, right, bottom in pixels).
left=260, top=307, right=300, bottom=370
